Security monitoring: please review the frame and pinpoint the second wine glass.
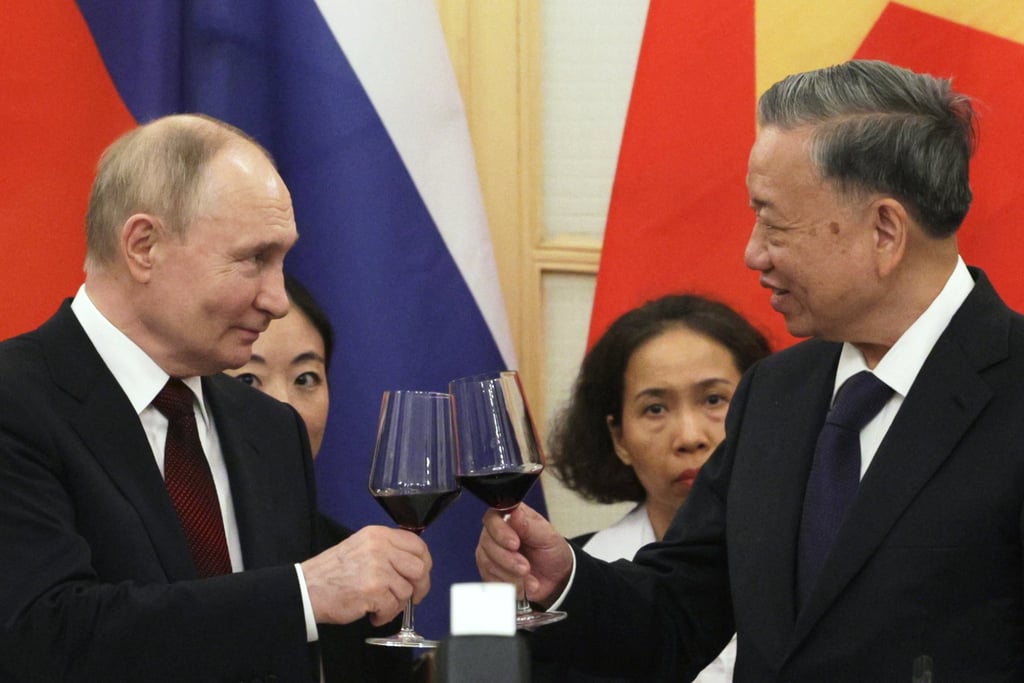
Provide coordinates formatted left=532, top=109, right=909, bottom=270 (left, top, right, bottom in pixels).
left=449, top=370, right=566, bottom=629
left=366, top=390, right=461, bottom=648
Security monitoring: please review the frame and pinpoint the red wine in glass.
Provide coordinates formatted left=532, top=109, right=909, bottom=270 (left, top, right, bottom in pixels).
left=366, top=390, right=460, bottom=648
left=373, top=489, right=461, bottom=534
left=456, top=463, right=543, bottom=513
left=450, top=371, right=566, bottom=629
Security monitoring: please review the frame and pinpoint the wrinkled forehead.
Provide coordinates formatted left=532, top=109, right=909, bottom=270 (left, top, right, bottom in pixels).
left=747, top=127, right=813, bottom=191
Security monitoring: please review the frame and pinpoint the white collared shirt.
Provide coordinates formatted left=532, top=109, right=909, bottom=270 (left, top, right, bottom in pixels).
left=581, top=503, right=655, bottom=563
left=70, top=285, right=245, bottom=571
left=834, top=256, right=974, bottom=478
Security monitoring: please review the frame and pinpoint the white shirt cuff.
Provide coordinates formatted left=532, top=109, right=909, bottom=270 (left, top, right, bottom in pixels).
left=546, top=544, right=578, bottom=612
left=295, top=563, right=319, bottom=642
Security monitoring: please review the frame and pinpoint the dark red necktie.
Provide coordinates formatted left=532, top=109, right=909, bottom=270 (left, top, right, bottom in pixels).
left=797, top=371, right=893, bottom=609
left=153, top=378, right=232, bottom=577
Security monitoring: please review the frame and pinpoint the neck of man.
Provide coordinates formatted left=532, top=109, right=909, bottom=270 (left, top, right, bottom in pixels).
left=853, top=237, right=960, bottom=368
left=83, top=268, right=179, bottom=376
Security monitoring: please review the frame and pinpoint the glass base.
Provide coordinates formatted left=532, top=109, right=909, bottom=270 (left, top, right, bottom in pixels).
left=516, top=608, right=567, bottom=630
left=366, top=631, right=439, bottom=649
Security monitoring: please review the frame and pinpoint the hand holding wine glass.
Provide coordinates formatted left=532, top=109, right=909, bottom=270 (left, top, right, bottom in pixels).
left=450, top=371, right=567, bottom=629
left=367, top=390, right=461, bottom=648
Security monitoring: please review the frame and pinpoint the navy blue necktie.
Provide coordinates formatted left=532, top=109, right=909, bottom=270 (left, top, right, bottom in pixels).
left=797, top=371, right=893, bottom=608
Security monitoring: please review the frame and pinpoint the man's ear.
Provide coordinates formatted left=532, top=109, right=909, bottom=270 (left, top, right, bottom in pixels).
left=121, top=214, right=161, bottom=283
left=871, top=197, right=909, bottom=278
left=606, top=414, right=632, bottom=466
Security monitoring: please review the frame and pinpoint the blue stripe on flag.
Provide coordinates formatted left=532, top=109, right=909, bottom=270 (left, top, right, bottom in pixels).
left=75, top=0, right=544, bottom=638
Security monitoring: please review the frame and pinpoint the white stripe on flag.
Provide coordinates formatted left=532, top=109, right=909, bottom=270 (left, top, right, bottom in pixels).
left=313, top=1, right=516, bottom=368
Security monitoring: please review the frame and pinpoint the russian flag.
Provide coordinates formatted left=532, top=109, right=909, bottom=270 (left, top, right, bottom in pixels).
left=2, top=1, right=541, bottom=638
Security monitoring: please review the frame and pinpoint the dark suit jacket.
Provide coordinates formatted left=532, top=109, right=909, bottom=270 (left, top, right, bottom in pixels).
left=530, top=268, right=1024, bottom=681
left=0, top=302, right=357, bottom=682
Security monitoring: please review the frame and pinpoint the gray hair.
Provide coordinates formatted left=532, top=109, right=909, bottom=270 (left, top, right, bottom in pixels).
left=84, top=114, right=272, bottom=271
left=757, top=60, right=975, bottom=237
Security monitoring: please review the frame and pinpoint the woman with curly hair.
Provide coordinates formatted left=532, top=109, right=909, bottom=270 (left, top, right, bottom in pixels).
left=548, top=293, right=770, bottom=682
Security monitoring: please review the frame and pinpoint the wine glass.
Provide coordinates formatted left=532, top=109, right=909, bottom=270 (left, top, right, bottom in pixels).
left=366, top=390, right=461, bottom=648
left=449, top=370, right=566, bottom=629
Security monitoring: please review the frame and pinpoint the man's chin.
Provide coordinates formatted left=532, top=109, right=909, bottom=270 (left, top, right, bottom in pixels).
left=220, top=345, right=256, bottom=372
left=223, top=358, right=252, bottom=372
left=782, top=316, right=816, bottom=339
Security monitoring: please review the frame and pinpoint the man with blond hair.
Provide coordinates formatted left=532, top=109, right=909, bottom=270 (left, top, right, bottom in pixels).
left=0, top=114, right=430, bottom=682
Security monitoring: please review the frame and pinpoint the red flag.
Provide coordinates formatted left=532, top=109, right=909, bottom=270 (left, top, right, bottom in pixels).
left=591, top=1, right=1024, bottom=350
left=588, top=0, right=764, bottom=346
left=0, top=2, right=135, bottom=340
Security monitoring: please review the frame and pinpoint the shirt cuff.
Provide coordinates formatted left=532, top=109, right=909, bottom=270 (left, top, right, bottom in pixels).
left=546, top=543, right=577, bottom=612
left=295, top=563, right=319, bottom=642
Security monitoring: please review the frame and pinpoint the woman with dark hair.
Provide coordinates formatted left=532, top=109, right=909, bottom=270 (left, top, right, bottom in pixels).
left=548, top=293, right=770, bottom=682
left=226, top=274, right=333, bottom=456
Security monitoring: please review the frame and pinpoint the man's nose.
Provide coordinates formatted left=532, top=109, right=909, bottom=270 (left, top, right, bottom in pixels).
left=258, top=268, right=290, bottom=319
left=744, top=222, right=769, bottom=272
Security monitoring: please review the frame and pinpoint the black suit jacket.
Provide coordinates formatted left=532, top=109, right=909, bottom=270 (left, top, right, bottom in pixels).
left=531, top=268, right=1024, bottom=681
left=0, top=301, right=346, bottom=682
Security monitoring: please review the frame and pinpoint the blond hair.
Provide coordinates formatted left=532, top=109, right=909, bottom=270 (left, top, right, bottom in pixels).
left=84, top=114, right=272, bottom=271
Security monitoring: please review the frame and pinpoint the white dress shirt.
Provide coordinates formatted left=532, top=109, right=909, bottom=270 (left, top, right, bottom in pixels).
left=833, top=256, right=974, bottom=479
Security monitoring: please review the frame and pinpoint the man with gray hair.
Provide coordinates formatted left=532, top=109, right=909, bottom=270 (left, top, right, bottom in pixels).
left=476, top=60, right=1024, bottom=680
left=0, top=114, right=431, bottom=681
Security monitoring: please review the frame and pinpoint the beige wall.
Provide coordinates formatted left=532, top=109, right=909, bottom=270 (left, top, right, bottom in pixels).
left=436, top=1, right=649, bottom=536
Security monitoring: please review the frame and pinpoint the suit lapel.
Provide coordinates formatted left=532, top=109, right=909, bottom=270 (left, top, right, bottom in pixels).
left=790, top=271, right=1008, bottom=646
left=205, top=377, right=268, bottom=567
left=728, top=340, right=840, bottom=658
left=41, top=304, right=196, bottom=580
left=206, top=375, right=312, bottom=569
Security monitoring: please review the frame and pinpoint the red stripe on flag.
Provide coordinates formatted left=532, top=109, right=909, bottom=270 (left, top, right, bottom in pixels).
left=0, top=2, right=136, bottom=340
left=855, top=4, right=1024, bottom=312
left=587, top=0, right=778, bottom=348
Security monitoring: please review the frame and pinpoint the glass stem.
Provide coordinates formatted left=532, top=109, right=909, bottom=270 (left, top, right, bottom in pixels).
left=516, top=583, right=533, bottom=614
left=502, top=509, right=534, bottom=614
left=399, top=598, right=416, bottom=636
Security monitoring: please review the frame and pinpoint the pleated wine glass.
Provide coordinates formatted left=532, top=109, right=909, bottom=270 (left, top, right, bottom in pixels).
left=366, top=390, right=461, bottom=648
left=449, top=371, right=566, bottom=629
